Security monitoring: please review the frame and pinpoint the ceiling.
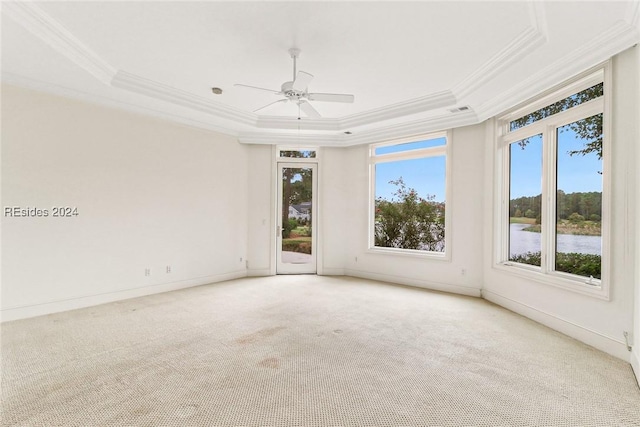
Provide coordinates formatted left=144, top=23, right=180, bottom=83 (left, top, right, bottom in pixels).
left=2, top=1, right=639, bottom=146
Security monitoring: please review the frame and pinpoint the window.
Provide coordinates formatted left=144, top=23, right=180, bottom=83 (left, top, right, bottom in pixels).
left=279, top=149, right=316, bottom=159
left=496, top=67, right=609, bottom=297
left=370, top=133, right=450, bottom=256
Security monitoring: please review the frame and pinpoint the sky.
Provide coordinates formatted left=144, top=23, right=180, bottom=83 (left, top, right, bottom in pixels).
left=374, top=129, right=602, bottom=203
left=510, top=127, right=602, bottom=199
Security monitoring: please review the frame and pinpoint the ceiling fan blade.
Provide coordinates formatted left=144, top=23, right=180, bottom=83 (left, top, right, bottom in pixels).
left=307, top=92, right=355, bottom=103
left=234, top=83, right=281, bottom=95
left=292, top=71, right=314, bottom=91
left=253, top=98, right=288, bottom=113
left=299, top=100, right=321, bottom=118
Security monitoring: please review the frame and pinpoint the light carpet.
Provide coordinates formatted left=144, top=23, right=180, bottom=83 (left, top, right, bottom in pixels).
left=1, top=275, right=639, bottom=426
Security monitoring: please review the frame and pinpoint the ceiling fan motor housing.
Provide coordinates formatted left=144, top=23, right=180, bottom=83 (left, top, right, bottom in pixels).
left=281, top=81, right=305, bottom=100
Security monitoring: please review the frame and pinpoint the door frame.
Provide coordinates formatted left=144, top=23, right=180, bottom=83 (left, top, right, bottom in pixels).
left=276, top=161, right=318, bottom=274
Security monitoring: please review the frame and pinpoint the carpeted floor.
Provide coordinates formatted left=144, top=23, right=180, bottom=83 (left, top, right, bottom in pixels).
left=1, top=275, right=639, bottom=426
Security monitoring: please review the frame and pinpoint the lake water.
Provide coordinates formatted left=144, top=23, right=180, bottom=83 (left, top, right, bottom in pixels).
left=509, top=223, right=601, bottom=257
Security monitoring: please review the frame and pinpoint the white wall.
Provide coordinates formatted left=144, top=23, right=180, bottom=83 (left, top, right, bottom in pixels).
left=319, top=147, right=348, bottom=275
left=339, top=124, right=485, bottom=297
left=633, top=44, right=640, bottom=381
left=246, top=145, right=274, bottom=276
left=1, top=85, right=248, bottom=321
left=245, top=145, right=347, bottom=276
left=482, top=47, right=639, bottom=361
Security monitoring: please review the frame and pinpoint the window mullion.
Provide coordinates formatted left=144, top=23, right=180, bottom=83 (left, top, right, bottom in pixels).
left=544, top=124, right=558, bottom=274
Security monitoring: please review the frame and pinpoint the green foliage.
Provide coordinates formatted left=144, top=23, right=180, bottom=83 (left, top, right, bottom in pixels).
left=514, top=208, right=522, bottom=217
left=568, top=212, right=585, bottom=223
left=509, top=251, right=541, bottom=267
left=375, top=178, right=445, bottom=251
left=509, top=251, right=601, bottom=279
left=282, top=239, right=312, bottom=254
left=510, top=191, right=601, bottom=222
left=555, top=252, right=601, bottom=279
left=511, top=84, right=603, bottom=159
left=282, top=218, right=298, bottom=239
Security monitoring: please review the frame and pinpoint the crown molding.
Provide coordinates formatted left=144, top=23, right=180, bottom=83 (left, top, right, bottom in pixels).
left=238, top=132, right=341, bottom=146
left=340, top=109, right=479, bottom=147
left=339, top=90, right=457, bottom=129
left=3, top=0, right=637, bottom=146
left=256, top=116, right=340, bottom=131
left=2, top=72, right=239, bottom=138
left=2, top=1, right=117, bottom=85
left=111, top=71, right=255, bottom=126
left=475, top=19, right=640, bottom=122
left=452, top=26, right=547, bottom=100
left=626, top=0, right=640, bottom=28
left=239, top=109, right=478, bottom=147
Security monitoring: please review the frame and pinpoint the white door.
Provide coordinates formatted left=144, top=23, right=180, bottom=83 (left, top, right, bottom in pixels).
left=277, top=162, right=317, bottom=274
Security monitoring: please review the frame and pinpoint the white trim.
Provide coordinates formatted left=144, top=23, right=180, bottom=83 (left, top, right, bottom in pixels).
left=276, top=162, right=318, bottom=274
left=498, top=69, right=604, bottom=126
left=247, top=268, right=272, bottom=277
left=2, top=1, right=117, bottom=85
left=4, top=0, right=638, bottom=145
left=2, top=74, right=240, bottom=138
left=492, top=263, right=607, bottom=300
left=452, top=25, right=547, bottom=100
left=368, top=130, right=452, bottom=260
left=339, top=91, right=457, bottom=129
left=112, top=71, right=255, bottom=126
left=345, top=269, right=480, bottom=298
left=476, top=21, right=637, bottom=122
left=482, top=289, right=630, bottom=361
left=238, top=110, right=479, bottom=147
left=494, top=65, right=609, bottom=299
left=365, top=247, right=450, bottom=260
left=632, top=350, right=640, bottom=388
left=320, top=268, right=346, bottom=276
left=0, top=270, right=247, bottom=323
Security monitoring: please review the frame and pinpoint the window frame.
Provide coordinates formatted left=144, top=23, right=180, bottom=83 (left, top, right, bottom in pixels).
left=494, top=64, right=611, bottom=299
left=276, top=146, right=319, bottom=162
left=368, top=131, right=452, bottom=260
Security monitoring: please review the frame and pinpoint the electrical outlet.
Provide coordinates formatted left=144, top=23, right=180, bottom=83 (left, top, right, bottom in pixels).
left=166, top=265, right=171, bottom=274
left=461, top=268, right=467, bottom=276
left=245, top=260, right=249, bottom=268
left=355, top=256, right=358, bottom=262
left=240, top=257, right=243, bottom=263
left=145, top=268, right=151, bottom=276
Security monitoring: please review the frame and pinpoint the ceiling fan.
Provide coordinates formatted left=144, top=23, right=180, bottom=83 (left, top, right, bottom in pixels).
left=234, top=48, right=355, bottom=118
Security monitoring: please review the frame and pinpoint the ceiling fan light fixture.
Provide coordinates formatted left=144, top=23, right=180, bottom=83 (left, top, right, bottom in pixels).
left=211, top=87, right=223, bottom=95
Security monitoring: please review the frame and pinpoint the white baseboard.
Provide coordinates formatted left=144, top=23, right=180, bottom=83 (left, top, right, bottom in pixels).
left=344, top=268, right=481, bottom=297
left=0, top=270, right=247, bottom=322
left=631, top=350, right=640, bottom=388
left=320, top=268, right=345, bottom=276
left=483, top=289, right=630, bottom=361
left=247, top=268, right=271, bottom=277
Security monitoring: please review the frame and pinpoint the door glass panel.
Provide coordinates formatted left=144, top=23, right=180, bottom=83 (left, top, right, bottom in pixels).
left=281, top=167, right=313, bottom=264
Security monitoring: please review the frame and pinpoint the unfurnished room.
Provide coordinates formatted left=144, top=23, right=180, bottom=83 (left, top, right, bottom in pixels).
left=1, top=1, right=640, bottom=426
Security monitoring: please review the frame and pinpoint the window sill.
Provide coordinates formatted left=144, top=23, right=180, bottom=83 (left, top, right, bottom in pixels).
left=367, top=246, right=451, bottom=261
left=493, top=262, right=609, bottom=300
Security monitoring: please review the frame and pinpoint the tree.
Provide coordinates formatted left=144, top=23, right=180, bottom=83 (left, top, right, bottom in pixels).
left=281, top=152, right=313, bottom=235
left=374, top=178, right=445, bottom=251
left=512, top=83, right=603, bottom=158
